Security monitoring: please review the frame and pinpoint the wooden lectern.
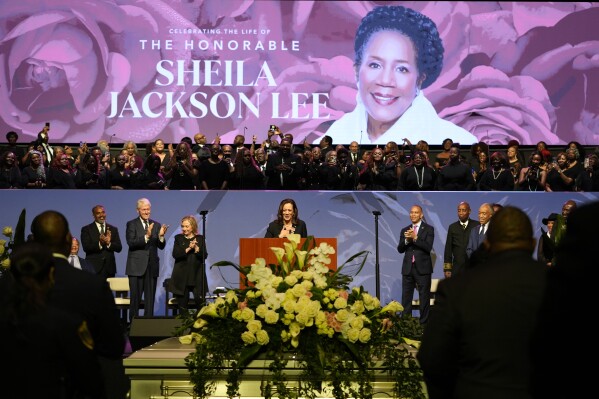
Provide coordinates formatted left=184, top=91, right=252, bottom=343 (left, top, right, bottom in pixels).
left=239, top=238, right=337, bottom=286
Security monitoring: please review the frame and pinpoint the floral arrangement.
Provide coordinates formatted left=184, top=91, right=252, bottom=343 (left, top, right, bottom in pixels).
left=179, top=234, right=425, bottom=399
left=0, top=226, right=14, bottom=271
left=0, top=209, right=27, bottom=278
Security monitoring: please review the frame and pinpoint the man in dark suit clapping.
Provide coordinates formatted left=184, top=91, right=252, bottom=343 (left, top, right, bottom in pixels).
left=81, top=205, right=123, bottom=280
left=125, top=198, right=169, bottom=321
left=397, top=205, right=435, bottom=325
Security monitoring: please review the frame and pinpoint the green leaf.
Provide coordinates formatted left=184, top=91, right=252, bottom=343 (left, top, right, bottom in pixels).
left=14, top=208, right=26, bottom=247
left=211, top=260, right=242, bottom=273
left=237, top=344, right=262, bottom=368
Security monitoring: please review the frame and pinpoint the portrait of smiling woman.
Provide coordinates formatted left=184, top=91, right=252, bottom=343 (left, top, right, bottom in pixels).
left=322, top=5, right=476, bottom=145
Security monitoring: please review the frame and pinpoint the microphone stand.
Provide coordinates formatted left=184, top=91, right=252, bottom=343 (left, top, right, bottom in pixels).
left=199, top=210, right=209, bottom=306
left=372, top=211, right=382, bottom=299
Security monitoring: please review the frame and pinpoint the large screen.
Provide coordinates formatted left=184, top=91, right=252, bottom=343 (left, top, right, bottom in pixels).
left=1, top=1, right=597, bottom=146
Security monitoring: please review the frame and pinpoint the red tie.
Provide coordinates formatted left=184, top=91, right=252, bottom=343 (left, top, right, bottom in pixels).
left=412, top=225, right=418, bottom=263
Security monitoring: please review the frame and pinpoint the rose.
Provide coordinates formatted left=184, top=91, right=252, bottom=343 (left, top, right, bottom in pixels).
left=358, top=328, right=372, bottom=343
left=2, top=227, right=13, bottom=237
left=241, top=331, right=256, bottom=345
left=246, top=320, right=262, bottom=334
left=0, top=0, right=207, bottom=143
left=429, top=66, right=560, bottom=145
left=256, top=330, right=269, bottom=346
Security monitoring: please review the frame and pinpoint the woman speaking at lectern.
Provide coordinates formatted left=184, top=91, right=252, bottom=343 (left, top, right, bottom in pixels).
left=264, top=198, right=308, bottom=238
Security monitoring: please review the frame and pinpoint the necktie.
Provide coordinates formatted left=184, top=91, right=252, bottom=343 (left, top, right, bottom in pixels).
left=69, top=255, right=76, bottom=266
left=100, top=223, right=105, bottom=235
left=143, top=220, right=149, bottom=232
left=480, top=225, right=485, bottom=235
left=462, top=223, right=467, bottom=230
left=412, top=225, right=418, bottom=263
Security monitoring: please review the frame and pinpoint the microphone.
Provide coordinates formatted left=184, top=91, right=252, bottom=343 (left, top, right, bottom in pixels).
left=199, top=210, right=209, bottom=216
left=372, top=211, right=382, bottom=216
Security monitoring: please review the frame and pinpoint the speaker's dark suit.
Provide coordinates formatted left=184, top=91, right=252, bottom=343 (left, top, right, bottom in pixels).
left=264, top=220, right=308, bottom=238
left=81, top=222, right=123, bottom=280
left=443, top=218, right=477, bottom=275
left=397, top=222, right=434, bottom=324
left=418, top=250, right=547, bottom=399
left=125, top=218, right=166, bottom=319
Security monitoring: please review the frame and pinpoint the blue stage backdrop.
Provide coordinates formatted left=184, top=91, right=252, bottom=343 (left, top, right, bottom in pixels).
left=1, top=190, right=597, bottom=315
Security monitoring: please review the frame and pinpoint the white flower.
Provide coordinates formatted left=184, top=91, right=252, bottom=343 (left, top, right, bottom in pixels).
left=284, top=275, right=298, bottom=286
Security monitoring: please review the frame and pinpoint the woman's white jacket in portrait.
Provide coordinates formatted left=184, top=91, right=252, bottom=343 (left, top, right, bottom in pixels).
left=321, top=91, right=477, bottom=145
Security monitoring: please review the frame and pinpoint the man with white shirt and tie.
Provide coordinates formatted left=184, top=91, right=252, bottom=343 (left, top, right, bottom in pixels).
left=466, top=203, right=495, bottom=260
left=398, top=205, right=435, bottom=325
left=125, top=198, right=169, bottom=321
left=349, top=141, right=361, bottom=165
left=68, top=237, right=93, bottom=273
left=81, top=205, right=123, bottom=281
left=443, top=202, right=477, bottom=278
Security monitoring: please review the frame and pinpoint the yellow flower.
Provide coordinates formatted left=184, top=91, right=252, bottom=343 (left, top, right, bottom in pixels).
left=256, top=329, right=270, bottom=345
left=287, top=233, right=301, bottom=248
left=289, top=322, right=301, bottom=338
left=0, top=258, right=9, bottom=268
left=346, top=328, right=360, bottom=343
left=284, top=275, right=298, bottom=286
left=334, top=297, right=347, bottom=309
left=225, top=290, right=238, bottom=304
left=284, top=242, right=295, bottom=265
left=381, top=301, right=403, bottom=314
left=241, top=331, right=256, bottom=345
left=193, top=319, right=208, bottom=329
left=270, top=247, right=285, bottom=265
left=239, top=307, right=255, bottom=321
left=358, top=328, right=372, bottom=343
left=295, top=250, right=308, bottom=270
left=2, top=226, right=13, bottom=237
left=246, top=319, right=262, bottom=333
left=0, top=244, right=5, bottom=256
left=264, top=310, right=280, bottom=324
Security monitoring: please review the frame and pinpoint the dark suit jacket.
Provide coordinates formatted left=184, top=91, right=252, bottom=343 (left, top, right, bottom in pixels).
left=81, top=222, right=123, bottom=277
left=417, top=250, right=547, bottom=399
left=397, top=222, right=434, bottom=275
left=125, top=218, right=166, bottom=277
left=48, top=256, right=125, bottom=359
left=444, top=218, right=477, bottom=275
left=264, top=219, right=308, bottom=238
left=466, top=223, right=487, bottom=257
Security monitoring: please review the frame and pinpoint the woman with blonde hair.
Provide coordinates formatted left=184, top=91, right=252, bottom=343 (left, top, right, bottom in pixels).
left=168, top=215, right=208, bottom=312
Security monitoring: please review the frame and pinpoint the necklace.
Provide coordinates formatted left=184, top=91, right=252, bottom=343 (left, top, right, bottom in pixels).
left=527, top=168, right=540, bottom=191
left=414, top=166, right=424, bottom=188
left=492, top=168, right=503, bottom=180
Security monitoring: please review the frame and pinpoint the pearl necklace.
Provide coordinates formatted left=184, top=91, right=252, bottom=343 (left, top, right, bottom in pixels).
left=414, top=166, right=424, bottom=188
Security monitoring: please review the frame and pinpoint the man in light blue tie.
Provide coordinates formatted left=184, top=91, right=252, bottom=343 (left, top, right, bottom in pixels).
left=466, top=203, right=494, bottom=259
